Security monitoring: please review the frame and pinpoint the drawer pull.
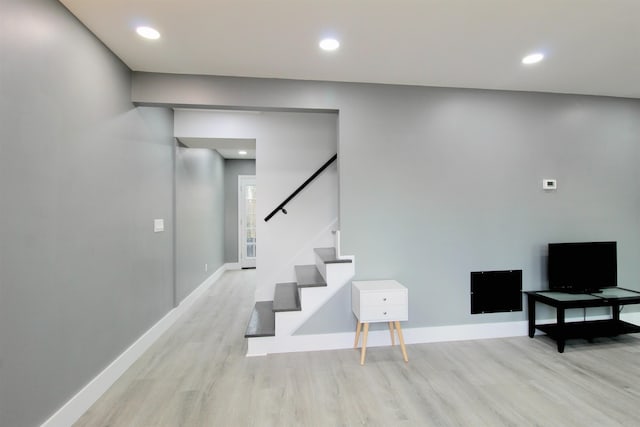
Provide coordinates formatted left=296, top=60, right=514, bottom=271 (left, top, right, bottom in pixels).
left=383, top=311, right=387, bottom=315
left=383, top=297, right=387, bottom=301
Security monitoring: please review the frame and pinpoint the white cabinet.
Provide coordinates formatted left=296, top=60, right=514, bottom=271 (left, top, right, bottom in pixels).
left=352, top=280, right=408, bottom=322
left=352, top=280, right=408, bottom=364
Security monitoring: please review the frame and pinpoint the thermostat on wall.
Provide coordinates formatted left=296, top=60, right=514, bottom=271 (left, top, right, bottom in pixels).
left=543, top=179, right=557, bottom=190
left=154, top=219, right=165, bottom=232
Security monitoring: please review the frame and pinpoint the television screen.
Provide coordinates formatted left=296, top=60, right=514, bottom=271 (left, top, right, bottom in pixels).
left=547, top=241, right=617, bottom=293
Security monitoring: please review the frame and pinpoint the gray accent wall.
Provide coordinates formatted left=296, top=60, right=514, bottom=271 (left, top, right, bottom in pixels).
left=0, top=1, right=174, bottom=426
left=133, top=73, right=640, bottom=333
left=176, top=147, right=226, bottom=301
left=224, top=159, right=256, bottom=263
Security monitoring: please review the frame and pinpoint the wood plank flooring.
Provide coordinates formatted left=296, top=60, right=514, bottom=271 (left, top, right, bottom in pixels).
left=75, top=269, right=640, bottom=426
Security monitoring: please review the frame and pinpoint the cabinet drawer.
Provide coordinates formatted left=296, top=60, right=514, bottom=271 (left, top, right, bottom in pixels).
left=359, top=305, right=408, bottom=322
left=360, top=291, right=407, bottom=306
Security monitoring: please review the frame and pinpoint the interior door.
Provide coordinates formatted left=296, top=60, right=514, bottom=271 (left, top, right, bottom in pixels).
left=239, top=175, right=256, bottom=268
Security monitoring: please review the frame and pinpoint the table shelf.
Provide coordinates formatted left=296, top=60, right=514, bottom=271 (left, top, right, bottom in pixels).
left=536, top=319, right=640, bottom=341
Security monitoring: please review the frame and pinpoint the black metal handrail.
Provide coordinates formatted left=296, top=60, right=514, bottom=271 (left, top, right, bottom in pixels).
left=264, top=154, right=337, bottom=222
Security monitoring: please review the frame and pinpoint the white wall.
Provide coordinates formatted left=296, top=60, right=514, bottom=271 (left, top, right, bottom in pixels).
left=174, top=110, right=338, bottom=300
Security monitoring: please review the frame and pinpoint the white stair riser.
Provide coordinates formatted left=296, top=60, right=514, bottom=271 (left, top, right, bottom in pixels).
left=275, top=260, right=354, bottom=336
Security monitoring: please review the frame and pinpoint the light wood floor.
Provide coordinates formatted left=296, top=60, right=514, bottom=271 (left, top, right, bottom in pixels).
left=75, top=270, right=640, bottom=426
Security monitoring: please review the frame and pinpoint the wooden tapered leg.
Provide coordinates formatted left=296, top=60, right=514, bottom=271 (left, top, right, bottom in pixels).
left=388, top=322, right=395, bottom=346
left=394, top=321, right=408, bottom=362
left=354, top=321, right=362, bottom=348
left=360, top=323, right=370, bottom=365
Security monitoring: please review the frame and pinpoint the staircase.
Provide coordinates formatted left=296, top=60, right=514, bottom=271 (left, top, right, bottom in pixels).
left=244, top=246, right=354, bottom=356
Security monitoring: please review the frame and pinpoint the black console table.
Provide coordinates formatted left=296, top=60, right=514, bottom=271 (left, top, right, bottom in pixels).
left=524, top=287, right=640, bottom=353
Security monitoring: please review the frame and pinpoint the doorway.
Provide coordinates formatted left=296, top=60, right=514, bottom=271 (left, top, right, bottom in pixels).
left=238, top=175, right=256, bottom=268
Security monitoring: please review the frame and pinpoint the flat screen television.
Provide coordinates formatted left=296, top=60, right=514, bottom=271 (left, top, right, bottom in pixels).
left=547, top=241, right=617, bottom=293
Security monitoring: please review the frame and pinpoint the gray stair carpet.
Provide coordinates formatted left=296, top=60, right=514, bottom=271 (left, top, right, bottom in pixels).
left=244, top=301, right=275, bottom=338
left=273, top=282, right=301, bottom=312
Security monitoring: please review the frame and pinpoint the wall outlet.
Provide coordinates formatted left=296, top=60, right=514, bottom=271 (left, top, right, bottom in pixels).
left=205, top=263, right=208, bottom=272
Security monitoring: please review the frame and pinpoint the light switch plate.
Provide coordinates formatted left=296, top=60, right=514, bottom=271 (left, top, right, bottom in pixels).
left=154, top=219, right=164, bottom=232
left=542, top=179, right=557, bottom=190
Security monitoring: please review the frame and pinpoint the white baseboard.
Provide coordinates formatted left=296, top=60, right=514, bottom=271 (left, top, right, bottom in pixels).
left=247, top=320, right=529, bottom=356
left=622, top=311, right=640, bottom=324
left=248, top=311, right=640, bottom=356
left=225, top=262, right=241, bottom=270
left=41, top=264, right=230, bottom=427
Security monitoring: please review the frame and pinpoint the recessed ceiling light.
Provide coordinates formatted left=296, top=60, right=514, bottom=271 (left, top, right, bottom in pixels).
left=522, top=53, right=544, bottom=65
left=319, top=38, right=340, bottom=51
left=238, top=150, right=248, bottom=155
left=136, top=26, right=160, bottom=40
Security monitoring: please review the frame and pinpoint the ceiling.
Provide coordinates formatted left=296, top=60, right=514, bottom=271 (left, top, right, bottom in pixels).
left=179, top=137, right=256, bottom=159
left=59, top=0, right=640, bottom=100
left=59, top=0, right=640, bottom=159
